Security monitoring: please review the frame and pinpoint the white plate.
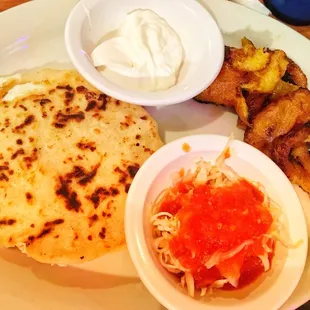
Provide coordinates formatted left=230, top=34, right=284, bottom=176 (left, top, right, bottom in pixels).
left=0, top=0, right=309, bottom=309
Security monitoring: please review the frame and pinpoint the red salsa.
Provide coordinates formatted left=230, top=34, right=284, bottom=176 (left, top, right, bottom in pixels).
left=159, top=178, right=274, bottom=290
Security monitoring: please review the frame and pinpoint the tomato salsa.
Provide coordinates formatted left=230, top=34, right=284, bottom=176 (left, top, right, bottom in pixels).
left=159, top=178, right=275, bottom=290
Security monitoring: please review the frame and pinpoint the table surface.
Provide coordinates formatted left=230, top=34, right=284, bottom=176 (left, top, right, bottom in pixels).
left=0, top=0, right=309, bottom=39
left=0, top=0, right=310, bottom=309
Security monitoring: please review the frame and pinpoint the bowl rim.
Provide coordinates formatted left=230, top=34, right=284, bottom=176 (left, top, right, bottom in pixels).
left=125, top=134, right=308, bottom=310
left=64, top=0, right=224, bottom=106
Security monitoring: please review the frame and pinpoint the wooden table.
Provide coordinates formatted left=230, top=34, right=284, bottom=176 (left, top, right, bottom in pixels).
left=1, top=0, right=309, bottom=39
left=258, top=0, right=310, bottom=39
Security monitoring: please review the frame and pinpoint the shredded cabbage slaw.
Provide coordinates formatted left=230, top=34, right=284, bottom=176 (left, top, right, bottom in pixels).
left=150, top=138, right=291, bottom=297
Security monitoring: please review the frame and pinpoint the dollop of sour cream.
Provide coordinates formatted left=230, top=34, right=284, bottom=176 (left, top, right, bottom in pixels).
left=91, top=9, right=184, bottom=92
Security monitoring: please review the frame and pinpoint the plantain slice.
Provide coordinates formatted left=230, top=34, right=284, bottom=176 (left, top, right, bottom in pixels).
left=242, top=50, right=289, bottom=94
left=229, top=37, right=271, bottom=72
left=272, top=124, right=310, bottom=194
left=283, top=58, right=308, bottom=88
left=271, top=80, right=300, bottom=100
left=244, top=89, right=310, bottom=156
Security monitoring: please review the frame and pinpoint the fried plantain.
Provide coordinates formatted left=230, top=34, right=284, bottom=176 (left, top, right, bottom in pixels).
left=244, top=88, right=310, bottom=156
left=236, top=92, right=268, bottom=129
left=194, top=62, right=244, bottom=108
left=242, top=50, right=289, bottom=94
left=194, top=62, right=249, bottom=125
left=195, top=37, right=310, bottom=193
left=272, top=124, right=310, bottom=193
left=228, top=37, right=271, bottom=72
left=291, top=144, right=310, bottom=173
left=271, top=80, right=300, bottom=99
left=282, top=58, right=308, bottom=88
left=195, top=38, right=294, bottom=126
left=243, top=91, right=269, bottom=122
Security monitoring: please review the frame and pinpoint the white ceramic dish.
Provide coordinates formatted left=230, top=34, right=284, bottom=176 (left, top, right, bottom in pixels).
left=65, top=0, right=224, bottom=106
left=0, top=0, right=310, bottom=309
left=125, top=134, right=308, bottom=310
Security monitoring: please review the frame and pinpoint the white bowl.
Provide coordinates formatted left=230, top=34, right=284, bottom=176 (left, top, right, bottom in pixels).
left=65, top=0, right=224, bottom=106
left=125, top=134, right=308, bottom=310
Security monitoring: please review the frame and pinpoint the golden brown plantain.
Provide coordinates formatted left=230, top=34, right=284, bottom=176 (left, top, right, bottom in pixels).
left=194, top=62, right=244, bottom=108
left=271, top=80, right=300, bottom=99
left=244, top=88, right=310, bottom=156
left=241, top=50, right=289, bottom=94
left=194, top=62, right=249, bottom=125
left=282, top=58, right=308, bottom=88
left=195, top=38, right=296, bottom=127
left=195, top=37, right=310, bottom=193
left=228, top=37, right=271, bottom=72
left=243, top=91, right=269, bottom=122
left=236, top=92, right=268, bottom=129
left=272, top=124, right=310, bottom=193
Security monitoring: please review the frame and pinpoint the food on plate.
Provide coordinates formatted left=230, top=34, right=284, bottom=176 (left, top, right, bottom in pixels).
left=244, top=88, right=310, bottom=194
left=195, top=37, right=310, bottom=194
left=0, top=69, right=163, bottom=264
left=272, top=124, right=310, bottom=194
left=241, top=49, right=288, bottom=94
left=244, top=88, right=310, bottom=156
left=241, top=91, right=268, bottom=124
left=195, top=37, right=307, bottom=126
left=151, top=143, right=282, bottom=297
left=271, top=80, right=299, bottom=99
left=228, top=38, right=271, bottom=72
left=195, top=61, right=249, bottom=125
left=283, top=58, right=308, bottom=88
left=90, top=9, right=184, bottom=92
left=228, top=38, right=289, bottom=94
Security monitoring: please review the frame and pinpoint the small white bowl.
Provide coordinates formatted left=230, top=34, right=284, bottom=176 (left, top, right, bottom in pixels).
left=65, top=0, right=224, bottom=106
left=125, top=134, right=308, bottom=310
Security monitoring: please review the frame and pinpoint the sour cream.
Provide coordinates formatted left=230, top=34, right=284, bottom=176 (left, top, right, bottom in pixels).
left=90, top=9, right=184, bottom=92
